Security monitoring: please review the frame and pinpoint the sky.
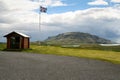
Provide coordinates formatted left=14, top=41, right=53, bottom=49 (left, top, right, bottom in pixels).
left=0, top=0, right=120, bottom=43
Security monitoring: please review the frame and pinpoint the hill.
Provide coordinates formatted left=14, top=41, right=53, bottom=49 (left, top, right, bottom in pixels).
left=44, top=32, right=113, bottom=45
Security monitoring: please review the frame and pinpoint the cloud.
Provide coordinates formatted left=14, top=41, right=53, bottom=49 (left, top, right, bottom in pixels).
left=113, top=4, right=120, bottom=10
left=43, top=0, right=67, bottom=7
left=50, top=0, right=67, bottom=7
left=4, top=0, right=39, bottom=11
left=88, top=0, right=108, bottom=6
left=1, top=0, right=120, bottom=43
left=41, top=7, right=120, bottom=42
left=111, top=0, right=120, bottom=3
left=0, top=16, right=15, bottom=24
left=0, top=1, right=8, bottom=13
left=32, top=0, right=67, bottom=7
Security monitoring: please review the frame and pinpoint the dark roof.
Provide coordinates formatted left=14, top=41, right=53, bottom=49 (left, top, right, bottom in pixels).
left=4, top=31, right=30, bottom=38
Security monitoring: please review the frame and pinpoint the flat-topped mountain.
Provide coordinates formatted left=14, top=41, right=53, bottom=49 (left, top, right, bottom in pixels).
left=44, top=32, right=113, bottom=45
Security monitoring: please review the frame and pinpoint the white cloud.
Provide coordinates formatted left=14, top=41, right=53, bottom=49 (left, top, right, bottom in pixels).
left=1, top=0, right=120, bottom=43
left=43, top=0, right=67, bottom=7
left=32, top=0, right=67, bottom=7
left=41, top=7, right=120, bottom=42
left=2, top=0, right=39, bottom=11
left=113, top=4, right=120, bottom=10
left=88, top=0, right=108, bottom=5
left=111, top=0, right=120, bottom=3
left=50, top=0, right=67, bottom=6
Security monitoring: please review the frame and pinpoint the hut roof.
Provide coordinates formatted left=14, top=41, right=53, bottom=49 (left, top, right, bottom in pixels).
left=4, top=31, right=30, bottom=38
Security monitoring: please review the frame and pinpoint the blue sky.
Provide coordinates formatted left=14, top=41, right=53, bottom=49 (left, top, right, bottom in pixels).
left=34, top=0, right=118, bottom=14
left=47, top=0, right=89, bottom=14
left=40, top=0, right=117, bottom=14
left=0, top=0, right=120, bottom=42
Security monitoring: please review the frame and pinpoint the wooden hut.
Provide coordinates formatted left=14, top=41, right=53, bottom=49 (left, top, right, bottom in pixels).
left=4, top=31, right=30, bottom=49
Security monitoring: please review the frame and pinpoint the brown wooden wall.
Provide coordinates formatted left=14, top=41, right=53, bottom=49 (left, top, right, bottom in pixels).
left=22, top=37, right=29, bottom=49
left=6, top=36, right=29, bottom=49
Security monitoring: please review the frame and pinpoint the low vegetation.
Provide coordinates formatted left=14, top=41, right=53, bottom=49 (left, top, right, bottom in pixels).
left=0, top=43, right=6, bottom=50
left=0, top=43, right=120, bottom=64
left=24, top=44, right=120, bottom=64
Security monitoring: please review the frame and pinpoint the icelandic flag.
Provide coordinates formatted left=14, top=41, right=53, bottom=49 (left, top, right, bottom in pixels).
left=40, top=6, right=47, bottom=13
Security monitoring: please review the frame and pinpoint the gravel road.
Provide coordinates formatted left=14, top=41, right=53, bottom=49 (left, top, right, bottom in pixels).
left=0, top=51, right=120, bottom=80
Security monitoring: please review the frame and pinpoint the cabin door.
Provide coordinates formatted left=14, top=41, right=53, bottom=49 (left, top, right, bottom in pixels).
left=10, top=36, right=20, bottom=49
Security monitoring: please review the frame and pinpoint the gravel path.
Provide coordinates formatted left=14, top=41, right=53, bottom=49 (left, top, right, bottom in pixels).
left=0, top=51, right=120, bottom=80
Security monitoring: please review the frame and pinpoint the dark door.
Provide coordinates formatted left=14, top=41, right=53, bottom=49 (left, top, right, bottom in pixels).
left=10, top=36, right=20, bottom=49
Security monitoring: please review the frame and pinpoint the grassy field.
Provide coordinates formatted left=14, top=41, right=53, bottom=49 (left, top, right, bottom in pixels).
left=0, top=43, right=6, bottom=51
left=23, top=44, right=120, bottom=64
left=0, top=43, right=120, bottom=64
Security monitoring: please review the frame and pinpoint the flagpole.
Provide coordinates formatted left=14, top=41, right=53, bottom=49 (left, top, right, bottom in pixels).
left=39, top=5, right=41, bottom=45
left=38, top=0, right=47, bottom=45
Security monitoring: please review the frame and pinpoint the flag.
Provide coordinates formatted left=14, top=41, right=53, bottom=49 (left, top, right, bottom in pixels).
left=40, top=6, right=47, bottom=13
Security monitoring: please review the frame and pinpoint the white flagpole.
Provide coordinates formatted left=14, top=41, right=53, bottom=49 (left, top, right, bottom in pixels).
left=38, top=0, right=46, bottom=45
left=39, top=6, right=41, bottom=45
left=38, top=0, right=41, bottom=45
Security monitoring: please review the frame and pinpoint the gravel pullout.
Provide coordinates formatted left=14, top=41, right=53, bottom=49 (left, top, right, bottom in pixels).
left=0, top=51, right=120, bottom=80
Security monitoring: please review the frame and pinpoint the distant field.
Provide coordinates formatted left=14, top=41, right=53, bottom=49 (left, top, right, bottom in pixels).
left=0, top=43, right=120, bottom=64
left=24, top=44, right=120, bottom=64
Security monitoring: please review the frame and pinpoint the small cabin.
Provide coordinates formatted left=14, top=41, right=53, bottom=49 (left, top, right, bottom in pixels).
left=4, top=31, right=30, bottom=49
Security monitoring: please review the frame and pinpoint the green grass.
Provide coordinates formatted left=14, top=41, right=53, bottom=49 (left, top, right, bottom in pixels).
left=23, top=44, right=120, bottom=64
left=1, top=43, right=120, bottom=64
left=78, top=44, right=120, bottom=52
left=0, top=43, right=6, bottom=50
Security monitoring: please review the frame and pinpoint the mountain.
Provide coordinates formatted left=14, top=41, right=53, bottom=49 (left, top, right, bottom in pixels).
left=44, top=32, right=113, bottom=45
